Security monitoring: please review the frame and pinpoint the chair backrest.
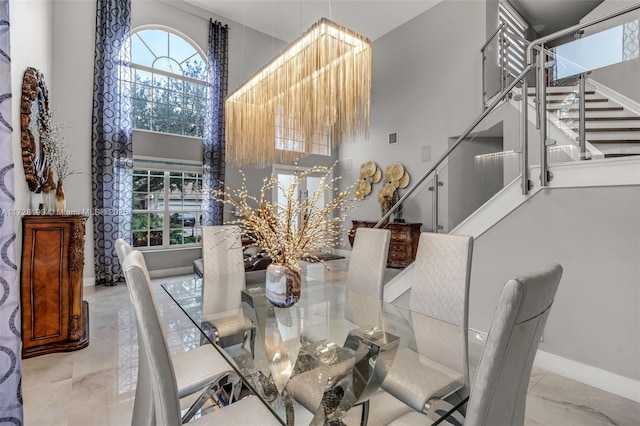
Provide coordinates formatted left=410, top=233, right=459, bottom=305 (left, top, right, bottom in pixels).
left=123, top=250, right=182, bottom=426
left=115, top=238, right=132, bottom=266
left=201, top=225, right=246, bottom=314
left=116, top=238, right=155, bottom=426
left=346, top=228, right=391, bottom=299
left=465, top=264, right=563, bottom=426
left=410, top=232, right=473, bottom=382
left=410, top=232, right=473, bottom=326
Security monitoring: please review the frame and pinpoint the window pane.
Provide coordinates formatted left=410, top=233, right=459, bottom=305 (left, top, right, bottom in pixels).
left=168, top=77, right=184, bottom=93
left=153, top=74, right=168, bottom=89
left=152, top=103, right=168, bottom=118
left=132, top=34, right=156, bottom=67
left=152, top=88, right=168, bottom=104
left=184, top=56, right=206, bottom=80
left=135, top=69, right=153, bottom=85
left=133, top=231, right=148, bottom=247
left=138, top=29, right=168, bottom=59
left=151, top=119, right=167, bottom=133
left=153, top=57, right=183, bottom=75
left=170, top=33, right=198, bottom=64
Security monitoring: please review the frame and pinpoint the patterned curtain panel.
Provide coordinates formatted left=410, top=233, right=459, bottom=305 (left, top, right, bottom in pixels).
left=202, top=20, right=228, bottom=226
left=0, top=1, right=22, bottom=423
left=91, top=0, right=133, bottom=285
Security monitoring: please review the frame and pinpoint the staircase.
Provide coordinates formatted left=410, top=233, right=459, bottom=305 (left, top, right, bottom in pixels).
left=527, top=85, right=640, bottom=158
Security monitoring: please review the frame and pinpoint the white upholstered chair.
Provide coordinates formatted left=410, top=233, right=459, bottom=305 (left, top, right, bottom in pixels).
left=201, top=225, right=255, bottom=354
left=122, top=249, right=281, bottom=425
left=389, top=264, right=564, bottom=426
left=381, top=232, right=474, bottom=414
left=116, top=240, right=243, bottom=425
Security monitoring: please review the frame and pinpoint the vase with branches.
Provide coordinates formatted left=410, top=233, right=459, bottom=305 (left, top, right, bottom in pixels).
left=211, top=163, right=355, bottom=307
left=40, top=110, right=82, bottom=213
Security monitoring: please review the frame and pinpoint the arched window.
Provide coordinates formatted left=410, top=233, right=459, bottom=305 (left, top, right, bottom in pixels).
left=126, top=28, right=206, bottom=249
left=128, top=28, right=207, bottom=137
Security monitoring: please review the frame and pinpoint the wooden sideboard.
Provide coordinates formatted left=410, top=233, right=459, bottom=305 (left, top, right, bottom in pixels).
left=349, top=220, right=422, bottom=268
left=21, top=215, right=89, bottom=358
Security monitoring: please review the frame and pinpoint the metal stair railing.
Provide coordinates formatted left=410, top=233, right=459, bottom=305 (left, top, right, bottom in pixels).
left=374, top=1, right=640, bottom=230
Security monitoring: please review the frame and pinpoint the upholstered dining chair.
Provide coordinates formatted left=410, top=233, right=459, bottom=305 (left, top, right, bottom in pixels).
left=201, top=225, right=255, bottom=354
left=286, top=228, right=391, bottom=425
left=116, top=240, right=243, bottom=425
left=381, top=232, right=474, bottom=414
left=346, top=227, right=391, bottom=299
left=389, top=264, right=564, bottom=426
left=122, top=249, right=281, bottom=425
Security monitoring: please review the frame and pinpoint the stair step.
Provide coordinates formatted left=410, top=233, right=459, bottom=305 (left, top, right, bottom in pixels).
left=584, top=116, right=640, bottom=121
left=589, top=139, right=640, bottom=143
left=604, top=153, right=640, bottom=158
left=585, top=127, right=640, bottom=132
left=546, top=105, right=624, bottom=112
left=545, top=98, right=609, bottom=104
left=527, top=88, right=595, bottom=95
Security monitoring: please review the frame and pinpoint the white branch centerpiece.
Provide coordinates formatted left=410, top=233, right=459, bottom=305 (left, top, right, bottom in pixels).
left=40, top=110, right=82, bottom=213
left=212, top=164, right=355, bottom=307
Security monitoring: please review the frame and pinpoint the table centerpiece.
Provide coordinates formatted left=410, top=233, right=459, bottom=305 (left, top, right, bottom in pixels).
left=212, top=164, right=354, bottom=307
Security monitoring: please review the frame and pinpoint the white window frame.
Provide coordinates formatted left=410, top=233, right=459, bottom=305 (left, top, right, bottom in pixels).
left=127, top=25, right=208, bottom=138
left=132, top=159, right=203, bottom=250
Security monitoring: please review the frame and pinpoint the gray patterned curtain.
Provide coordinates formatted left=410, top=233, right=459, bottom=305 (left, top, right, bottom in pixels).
left=0, top=1, right=22, bottom=423
left=202, top=20, right=228, bottom=226
left=91, top=0, right=133, bottom=285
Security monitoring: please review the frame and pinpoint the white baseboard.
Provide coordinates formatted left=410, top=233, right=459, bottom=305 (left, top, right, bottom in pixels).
left=148, top=266, right=193, bottom=279
left=534, top=350, right=640, bottom=403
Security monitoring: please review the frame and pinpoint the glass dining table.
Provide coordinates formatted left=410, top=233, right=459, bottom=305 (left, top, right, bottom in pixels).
left=162, top=275, right=484, bottom=425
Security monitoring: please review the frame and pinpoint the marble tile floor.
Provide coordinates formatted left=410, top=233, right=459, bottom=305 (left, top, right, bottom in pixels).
left=22, top=260, right=640, bottom=425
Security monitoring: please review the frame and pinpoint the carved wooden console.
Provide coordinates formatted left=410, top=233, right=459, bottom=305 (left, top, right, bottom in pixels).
left=349, top=220, right=422, bottom=268
left=21, top=215, right=89, bottom=358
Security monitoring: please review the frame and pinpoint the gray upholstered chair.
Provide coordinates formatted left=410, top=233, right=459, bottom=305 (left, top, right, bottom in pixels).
left=122, top=249, right=281, bottom=425
left=201, top=225, right=255, bottom=354
left=389, top=264, right=563, bottom=426
left=382, top=232, right=474, bottom=414
left=286, top=228, right=391, bottom=424
left=346, top=227, right=391, bottom=299
left=117, top=240, right=242, bottom=425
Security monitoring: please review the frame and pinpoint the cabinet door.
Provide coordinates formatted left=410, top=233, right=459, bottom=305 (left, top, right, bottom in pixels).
left=21, top=224, right=70, bottom=349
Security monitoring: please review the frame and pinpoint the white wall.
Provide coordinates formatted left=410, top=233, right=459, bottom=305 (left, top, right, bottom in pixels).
left=338, top=0, right=485, bottom=245
left=10, top=0, right=54, bottom=271
left=470, top=185, right=640, bottom=381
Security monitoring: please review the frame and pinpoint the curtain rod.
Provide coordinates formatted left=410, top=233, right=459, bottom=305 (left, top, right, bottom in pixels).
left=151, top=0, right=226, bottom=26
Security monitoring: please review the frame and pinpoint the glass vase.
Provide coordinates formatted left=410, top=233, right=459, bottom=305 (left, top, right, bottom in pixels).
left=55, top=179, right=66, bottom=214
left=265, top=263, right=301, bottom=307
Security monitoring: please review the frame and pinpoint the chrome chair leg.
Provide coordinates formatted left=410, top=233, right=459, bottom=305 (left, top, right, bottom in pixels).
left=360, top=400, right=369, bottom=426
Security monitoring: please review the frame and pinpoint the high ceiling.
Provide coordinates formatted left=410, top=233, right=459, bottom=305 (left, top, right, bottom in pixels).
left=509, top=0, right=604, bottom=36
left=184, top=0, right=442, bottom=42
left=182, top=0, right=605, bottom=43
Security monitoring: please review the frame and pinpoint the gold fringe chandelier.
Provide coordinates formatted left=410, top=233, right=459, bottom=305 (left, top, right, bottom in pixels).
left=226, top=18, right=372, bottom=167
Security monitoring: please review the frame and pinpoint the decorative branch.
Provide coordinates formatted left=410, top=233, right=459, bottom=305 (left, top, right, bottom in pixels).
left=210, top=163, right=356, bottom=269
left=40, top=110, right=83, bottom=182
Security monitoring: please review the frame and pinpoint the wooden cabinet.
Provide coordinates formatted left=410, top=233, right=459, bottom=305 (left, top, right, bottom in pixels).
left=21, top=215, right=89, bottom=358
left=349, top=220, right=422, bottom=268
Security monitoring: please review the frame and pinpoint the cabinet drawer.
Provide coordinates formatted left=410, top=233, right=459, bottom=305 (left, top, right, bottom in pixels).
left=390, top=242, right=407, bottom=252
left=391, top=231, right=409, bottom=242
left=388, top=250, right=408, bottom=263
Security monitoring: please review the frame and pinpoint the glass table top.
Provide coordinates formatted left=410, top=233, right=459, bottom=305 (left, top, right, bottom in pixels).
left=162, top=277, right=483, bottom=425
